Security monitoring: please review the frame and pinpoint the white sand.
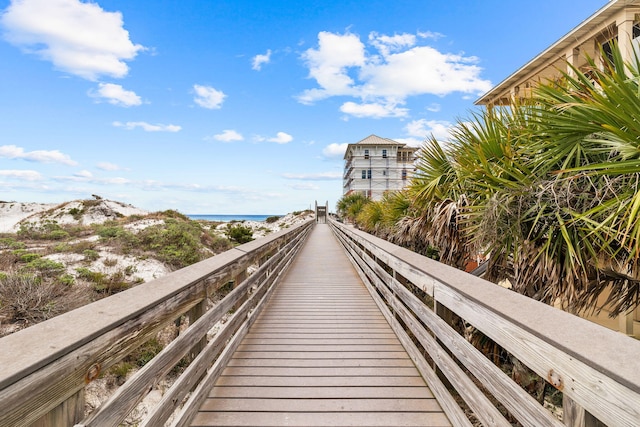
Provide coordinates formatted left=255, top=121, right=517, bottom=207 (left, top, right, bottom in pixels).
left=0, top=199, right=148, bottom=233
left=0, top=202, right=58, bottom=233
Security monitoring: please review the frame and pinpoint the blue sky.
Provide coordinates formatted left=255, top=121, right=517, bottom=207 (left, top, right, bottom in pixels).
left=0, top=0, right=606, bottom=214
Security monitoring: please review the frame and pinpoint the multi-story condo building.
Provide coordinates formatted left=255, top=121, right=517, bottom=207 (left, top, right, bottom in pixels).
left=343, top=134, right=417, bottom=200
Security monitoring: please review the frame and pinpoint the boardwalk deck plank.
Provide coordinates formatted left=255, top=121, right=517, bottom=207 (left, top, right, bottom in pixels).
left=201, top=398, right=442, bottom=411
left=191, top=412, right=452, bottom=427
left=191, top=224, right=451, bottom=427
left=209, top=386, right=434, bottom=398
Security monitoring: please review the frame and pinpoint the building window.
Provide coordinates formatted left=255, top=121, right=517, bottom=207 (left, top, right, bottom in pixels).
left=364, top=149, right=369, bottom=159
left=367, top=169, right=371, bottom=179
left=361, top=170, right=367, bottom=179
left=602, top=37, right=616, bottom=65
left=382, top=149, right=387, bottom=158
left=401, top=169, right=407, bottom=180
left=382, top=170, right=387, bottom=176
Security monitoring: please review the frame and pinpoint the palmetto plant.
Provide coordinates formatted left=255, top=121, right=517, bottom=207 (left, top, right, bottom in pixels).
left=530, top=41, right=640, bottom=315
left=336, top=192, right=370, bottom=224
left=403, top=41, right=640, bottom=316
left=339, top=43, right=640, bottom=316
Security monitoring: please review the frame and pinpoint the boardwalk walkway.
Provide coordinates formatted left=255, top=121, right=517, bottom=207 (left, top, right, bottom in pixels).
left=190, top=224, right=451, bottom=427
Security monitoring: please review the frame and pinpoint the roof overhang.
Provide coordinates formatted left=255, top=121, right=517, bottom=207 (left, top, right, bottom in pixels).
left=475, top=0, right=639, bottom=106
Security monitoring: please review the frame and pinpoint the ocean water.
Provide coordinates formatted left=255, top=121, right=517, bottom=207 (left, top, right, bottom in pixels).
left=187, top=214, right=281, bottom=222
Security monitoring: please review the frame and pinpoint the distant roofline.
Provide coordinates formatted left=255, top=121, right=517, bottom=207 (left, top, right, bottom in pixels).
left=343, top=134, right=416, bottom=159
left=475, top=0, right=635, bottom=105
left=354, top=134, right=405, bottom=145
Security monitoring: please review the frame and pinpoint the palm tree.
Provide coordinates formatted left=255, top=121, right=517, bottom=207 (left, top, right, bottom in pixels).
left=336, top=193, right=370, bottom=225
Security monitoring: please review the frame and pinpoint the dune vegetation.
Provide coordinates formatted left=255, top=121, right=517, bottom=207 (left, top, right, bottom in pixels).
left=338, top=42, right=640, bottom=318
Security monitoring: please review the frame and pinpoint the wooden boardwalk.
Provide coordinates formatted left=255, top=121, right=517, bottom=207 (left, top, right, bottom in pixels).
left=191, top=224, right=451, bottom=427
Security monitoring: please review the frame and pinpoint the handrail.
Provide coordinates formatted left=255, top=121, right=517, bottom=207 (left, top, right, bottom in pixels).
left=0, top=219, right=314, bottom=427
left=330, top=219, right=640, bottom=427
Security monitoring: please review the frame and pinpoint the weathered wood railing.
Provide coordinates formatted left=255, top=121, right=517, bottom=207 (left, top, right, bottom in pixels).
left=0, top=220, right=313, bottom=427
left=330, top=219, right=640, bottom=427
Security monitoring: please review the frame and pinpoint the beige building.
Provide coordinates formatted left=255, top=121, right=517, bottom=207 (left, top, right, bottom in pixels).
left=477, top=0, right=640, bottom=107
left=476, top=0, right=640, bottom=337
left=343, top=135, right=417, bottom=200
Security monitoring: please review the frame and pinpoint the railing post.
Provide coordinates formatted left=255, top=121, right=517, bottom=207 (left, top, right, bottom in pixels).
left=187, top=297, right=207, bottom=360
left=619, top=310, right=634, bottom=336
left=31, top=389, right=84, bottom=427
left=563, top=396, right=604, bottom=427
left=233, top=269, right=248, bottom=310
left=434, top=297, right=455, bottom=388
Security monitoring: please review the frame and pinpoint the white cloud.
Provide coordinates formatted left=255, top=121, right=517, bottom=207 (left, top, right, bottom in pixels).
left=268, top=132, right=293, bottom=144
left=74, top=170, right=93, bottom=178
left=1, top=0, right=144, bottom=80
left=97, top=161, right=123, bottom=171
left=54, top=174, right=130, bottom=185
left=113, top=121, right=181, bottom=132
left=405, top=119, right=454, bottom=141
left=252, top=49, right=272, bottom=71
left=287, top=183, right=320, bottom=190
left=340, top=101, right=408, bottom=119
left=90, top=83, right=142, bottom=107
left=0, top=144, right=78, bottom=165
left=212, top=129, right=244, bottom=142
left=369, top=32, right=416, bottom=57
left=298, top=30, right=492, bottom=118
left=282, top=172, right=342, bottom=180
left=418, top=31, right=444, bottom=40
left=322, top=143, right=348, bottom=159
left=193, top=84, right=226, bottom=109
left=298, top=31, right=366, bottom=104
left=0, top=169, right=42, bottom=181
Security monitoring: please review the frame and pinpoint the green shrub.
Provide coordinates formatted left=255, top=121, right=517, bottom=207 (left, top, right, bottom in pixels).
left=76, top=267, right=104, bottom=282
left=208, top=235, right=232, bottom=253
left=58, top=274, right=75, bottom=286
left=138, top=219, right=205, bottom=268
left=97, top=225, right=124, bottom=239
left=83, top=249, right=100, bottom=261
left=19, top=253, right=41, bottom=263
left=67, top=240, right=96, bottom=253
left=24, top=258, right=65, bottom=277
left=68, top=207, right=82, bottom=219
left=52, top=243, right=71, bottom=252
left=129, top=338, right=163, bottom=367
left=265, top=215, right=281, bottom=224
left=97, top=226, right=139, bottom=254
left=48, top=230, right=70, bottom=240
left=225, top=224, right=254, bottom=244
left=97, top=271, right=129, bottom=294
left=109, top=361, right=134, bottom=384
left=0, top=238, right=25, bottom=250
left=17, top=220, right=69, bottom=240
left=158, top=209, right=190, bottom=221
left=76, top=267, right=129, bottom=294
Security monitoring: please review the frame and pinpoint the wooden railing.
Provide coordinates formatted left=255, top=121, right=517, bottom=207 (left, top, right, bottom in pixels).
left=330, top=219, right=640, bottom=427
left=0, top=220, right=313, bottom=427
